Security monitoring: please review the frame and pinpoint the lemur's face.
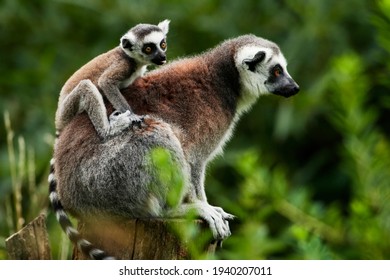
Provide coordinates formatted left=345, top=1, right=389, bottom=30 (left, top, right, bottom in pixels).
left=235, top=42, right=299, bottom=111
left=120, top=20, right=170, bottom=66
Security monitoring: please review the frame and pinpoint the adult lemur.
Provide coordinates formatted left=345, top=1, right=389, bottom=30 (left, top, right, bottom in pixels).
left=52, top=34, right=299, bottom=259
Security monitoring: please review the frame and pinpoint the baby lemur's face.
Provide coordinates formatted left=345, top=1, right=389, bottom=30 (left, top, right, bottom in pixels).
left=120, top=20, right=170, bottom=66
left=138, top=33, right=167, bottom=65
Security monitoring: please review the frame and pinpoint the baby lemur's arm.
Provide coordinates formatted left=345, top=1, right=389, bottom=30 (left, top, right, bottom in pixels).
left=97, top=58, right=134, bottom=114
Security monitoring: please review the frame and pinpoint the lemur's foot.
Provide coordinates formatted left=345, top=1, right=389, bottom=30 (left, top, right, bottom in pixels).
left=211, top=205, right=235, bottom=221
left=166, top=201, right=233, bottom=241
left=195, top=202, right=232, bottom=240
left=108, top=110, right=144, bottom=136
left=128, top=114, right=145, bottom=129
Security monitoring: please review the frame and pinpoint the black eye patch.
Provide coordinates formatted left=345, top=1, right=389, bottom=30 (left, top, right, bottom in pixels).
left=271, top=64, right=283, bottom=78
left=266, top=64, right=284, bottom=84
left=160, top=39, right=167, bottom=50
left=142, top=43, right=157, bottom=54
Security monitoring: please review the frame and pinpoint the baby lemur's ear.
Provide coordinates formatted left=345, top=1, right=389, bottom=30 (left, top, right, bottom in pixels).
left=121, top=38, right=133, bottom=51
left=158, top=19, right=170, bottom=35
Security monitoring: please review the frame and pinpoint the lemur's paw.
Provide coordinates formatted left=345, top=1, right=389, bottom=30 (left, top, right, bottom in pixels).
left=211, top=206, right=235, bottom=221
left=196, top=202, right=232, bottom=240
left=109, top=110, right=131, bottom=121
left=108, top=110, right=132, bottom=135
left=128, top=114, right=145, bottom=129
left=108, top=111, right=147, bottom=135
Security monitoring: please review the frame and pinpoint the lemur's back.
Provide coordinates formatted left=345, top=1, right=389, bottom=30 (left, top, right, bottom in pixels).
left=60, top=48, right=126, bottom=96
left=121, top=56, right=238, bottom=157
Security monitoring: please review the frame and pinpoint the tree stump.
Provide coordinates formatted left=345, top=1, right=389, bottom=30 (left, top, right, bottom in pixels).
left=5, top=213, right=51, bottom=260
left=73, top=218, right=217, bottom=260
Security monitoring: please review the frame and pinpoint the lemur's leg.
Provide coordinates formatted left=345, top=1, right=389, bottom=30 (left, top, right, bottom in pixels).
left=166, top=161, right=234, bottom=240
left=56, top=79, right=132, bottom=138
left=189, top=161, right=235, bottom=220
left=189, top=162, right=207, bottom=201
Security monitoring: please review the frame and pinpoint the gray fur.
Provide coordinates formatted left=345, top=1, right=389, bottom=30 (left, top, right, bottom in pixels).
left=53, top=34, right=299, bottom=259
left=49, top=20, right=170, bottom=260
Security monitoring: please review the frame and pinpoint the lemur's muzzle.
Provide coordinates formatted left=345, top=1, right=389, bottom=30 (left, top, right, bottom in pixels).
left=152, top=54, right=167, bottom=65
left=272, top=78, right=300, bottom=98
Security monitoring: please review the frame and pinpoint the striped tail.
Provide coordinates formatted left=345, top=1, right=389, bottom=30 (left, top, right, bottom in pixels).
left=48, top=157, right=114, bottom=260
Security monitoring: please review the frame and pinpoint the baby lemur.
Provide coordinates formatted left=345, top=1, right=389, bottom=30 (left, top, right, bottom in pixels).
left=55, top=19, right=170, bottom=137
left=53, top=34, right=299, bottom=259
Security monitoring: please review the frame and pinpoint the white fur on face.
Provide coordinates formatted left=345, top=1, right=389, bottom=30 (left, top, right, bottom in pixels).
left=120, top=30, right=166, bottom=65
left=143, top=31, right=166, bottom=50
left=235, top=44, right=287, bottom=114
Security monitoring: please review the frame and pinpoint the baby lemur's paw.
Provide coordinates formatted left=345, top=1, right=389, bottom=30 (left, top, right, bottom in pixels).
left=109, top=110, right=130, bottom=121
left=108, top=110, right=147, bottom=136
left=109, top=110, right=131, bottom=132
left=128, top=114, right=145, bottom=129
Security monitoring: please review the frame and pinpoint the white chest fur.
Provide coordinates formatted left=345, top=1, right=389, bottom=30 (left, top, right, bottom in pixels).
left=119, top=65, right=147, bottom=89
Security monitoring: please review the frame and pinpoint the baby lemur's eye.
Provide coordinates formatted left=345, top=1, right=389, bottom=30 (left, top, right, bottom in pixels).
left=142, top=44, right=156, bottom=54
left=144, top=46, right=152, bottom=54
left=160, top=40, right=167, bottom=50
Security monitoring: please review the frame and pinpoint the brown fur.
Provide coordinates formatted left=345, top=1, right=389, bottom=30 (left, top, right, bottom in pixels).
left=57, top=47, right=135, bottom=119
left=61, top=48, right=133, bottom=95
left=119, top=56, right=237, bottom=160
left=54, top=35, right=297, bottom=244
left=65, top=67, right=233, bottom=160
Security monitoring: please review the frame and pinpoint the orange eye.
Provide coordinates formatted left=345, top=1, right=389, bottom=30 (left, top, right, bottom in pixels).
left=274, top=68, right=282, bottom=77
left=145, top=46, right=152, bottom=54
left=160, top=41, right=167, bottom=50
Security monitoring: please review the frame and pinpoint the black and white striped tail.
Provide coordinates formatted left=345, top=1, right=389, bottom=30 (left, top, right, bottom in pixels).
left=48, top=157, right=114, bottom=260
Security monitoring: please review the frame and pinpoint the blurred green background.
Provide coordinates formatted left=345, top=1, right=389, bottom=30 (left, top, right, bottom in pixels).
left=1, top=0, right=390, bottom=259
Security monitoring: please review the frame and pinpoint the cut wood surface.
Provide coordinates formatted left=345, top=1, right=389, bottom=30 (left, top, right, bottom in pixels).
left=73, top=218, right=217, bottom=260
left=5, top=214, right=216, bottom=260
left=5, top=213, right=51, bottom=260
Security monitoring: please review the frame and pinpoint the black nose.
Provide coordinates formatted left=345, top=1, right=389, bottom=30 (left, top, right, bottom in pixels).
left=291, top=84, right=300, bottom=95
left=152, top=54, right=166, bottom=65
left=284, top=83, right=300, bottom=97
left=273, top=82, right=300, bottom=98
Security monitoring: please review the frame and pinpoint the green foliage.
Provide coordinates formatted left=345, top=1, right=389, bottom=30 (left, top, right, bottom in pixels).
left=148, top=147, right=214, bottom=259
left=148, top=147, right=185, bottom=209
left=1, top=0, right=390, bottom=259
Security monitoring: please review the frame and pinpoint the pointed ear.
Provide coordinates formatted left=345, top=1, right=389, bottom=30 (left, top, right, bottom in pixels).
left=121, top=37, right=133, bottom=51
left=158, top=19, right=170, bottom=35
left=243, top=51, right=266, bottom=72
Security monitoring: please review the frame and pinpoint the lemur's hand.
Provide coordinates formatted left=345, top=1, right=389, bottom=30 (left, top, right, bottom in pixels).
left=194, top=201, right=233, bottom=240
left=107, top=110, right=143, bottom=136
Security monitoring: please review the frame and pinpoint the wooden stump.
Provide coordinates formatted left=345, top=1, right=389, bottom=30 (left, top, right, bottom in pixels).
left=73, top=218, right=217, bottom=260
left=5, top=213, right=51, bottom=260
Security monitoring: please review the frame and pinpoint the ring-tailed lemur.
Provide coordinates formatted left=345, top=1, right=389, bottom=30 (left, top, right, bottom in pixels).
left=53, top=34, right=299, bottom=259
left=55, top=19, right=170, bottom=135
left=48, top=20, right=169, bottom=259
